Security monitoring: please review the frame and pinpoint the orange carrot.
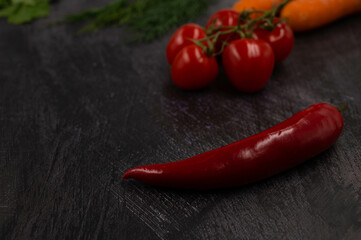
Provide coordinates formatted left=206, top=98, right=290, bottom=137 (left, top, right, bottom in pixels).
left=233, top=0, right=283, bottom=12
left=233, top=0, right=284, bottom=16
left=233, top=0, right=361, bottom=32
left=280, top=0, right=361, bottom=32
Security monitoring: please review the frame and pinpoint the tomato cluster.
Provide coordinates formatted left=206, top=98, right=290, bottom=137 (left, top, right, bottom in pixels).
left=166, top=8, right=294, bottom=92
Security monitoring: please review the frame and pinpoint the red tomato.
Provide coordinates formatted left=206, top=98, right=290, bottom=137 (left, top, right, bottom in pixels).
left=205, top=9, right=240, bottom=53
left=171, top=45, right=219, bottom=90
left=222, top=39, right=274, bottom=93
left=166, top=24, right=206, bottom=65
left=253, top=19, right=294, bottom=63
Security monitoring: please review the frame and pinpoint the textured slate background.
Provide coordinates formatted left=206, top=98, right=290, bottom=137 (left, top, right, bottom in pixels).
left=1, top=0, right=361, bottom=239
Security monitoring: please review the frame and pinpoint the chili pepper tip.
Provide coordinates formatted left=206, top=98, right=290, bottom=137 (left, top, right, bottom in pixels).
left=122, top=170, right=132, bottom=180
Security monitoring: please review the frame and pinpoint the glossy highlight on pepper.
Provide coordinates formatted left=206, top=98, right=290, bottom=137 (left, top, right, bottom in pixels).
left=123, top=103, right=344, bottom=190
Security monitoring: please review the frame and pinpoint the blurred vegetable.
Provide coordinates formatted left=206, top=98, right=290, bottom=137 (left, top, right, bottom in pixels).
left=233, top=0, right=361, bottom=32
left=0, top=0, right=217, bottom=43
left=280, top=0, right=361, bottom=32
left=0, top=0, right=10, bottom=8
left=64, top=0, right=216, bottom=42
left=0, top=0, right=52, bottom=24
left=233, top=0, right=284, bottom=18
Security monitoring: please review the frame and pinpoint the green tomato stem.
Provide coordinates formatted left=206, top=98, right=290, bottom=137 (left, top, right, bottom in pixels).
left=189, top=0, right=291, bottom=57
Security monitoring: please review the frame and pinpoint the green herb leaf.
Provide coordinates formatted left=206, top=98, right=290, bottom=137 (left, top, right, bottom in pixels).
left=65, top=0, right=216, bottom=42
left=0, top=0, right=11, bottom=8
left=0, top=0, right=217, bottom=43
left=0, top=0, right=50, bottom=24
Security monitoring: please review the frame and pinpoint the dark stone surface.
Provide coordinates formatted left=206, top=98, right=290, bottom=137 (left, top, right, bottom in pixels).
left=0, top=1, right=360, bottom=239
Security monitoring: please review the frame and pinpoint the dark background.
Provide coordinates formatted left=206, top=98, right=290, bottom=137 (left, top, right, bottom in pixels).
left=1, top=0, right=361, bottom=239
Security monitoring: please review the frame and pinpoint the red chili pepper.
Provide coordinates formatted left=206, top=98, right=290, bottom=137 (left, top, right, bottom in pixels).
left=123, top=103, right=344, bottom=189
